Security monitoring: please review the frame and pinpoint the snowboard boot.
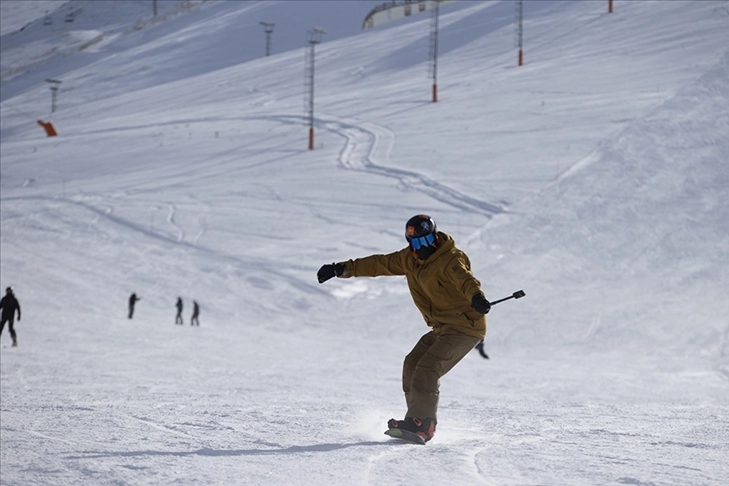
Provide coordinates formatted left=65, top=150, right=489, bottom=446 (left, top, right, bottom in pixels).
left=387, top=417, right=437, bottom=442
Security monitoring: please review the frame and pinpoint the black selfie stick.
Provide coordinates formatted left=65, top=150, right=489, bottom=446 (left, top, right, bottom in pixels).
left=489, top=289, right=526, bottom=306
left=475, top=290, right=526, bottom=359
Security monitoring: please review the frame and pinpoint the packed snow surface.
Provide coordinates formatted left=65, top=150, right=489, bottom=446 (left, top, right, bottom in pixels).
left=1, top=1, right=728, bottom=485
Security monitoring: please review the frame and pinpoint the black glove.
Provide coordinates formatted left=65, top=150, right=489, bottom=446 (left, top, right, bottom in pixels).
left=317, top=262, right=345, bottom=283
left=471, top=293, right=491, bottom=314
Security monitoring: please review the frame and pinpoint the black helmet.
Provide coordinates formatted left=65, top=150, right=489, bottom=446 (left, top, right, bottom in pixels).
left=405, top=215, right=439, bottom=258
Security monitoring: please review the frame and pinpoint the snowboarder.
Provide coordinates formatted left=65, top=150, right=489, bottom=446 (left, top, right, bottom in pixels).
left=0, top=287, right=22, bottom=347
left=190, top=300, right=200, bottom=326
left=175, top=297, right=184, bottom=325
left=128, top=293, right=140, bottom=319
left=317, top=214, right=491, bottom=443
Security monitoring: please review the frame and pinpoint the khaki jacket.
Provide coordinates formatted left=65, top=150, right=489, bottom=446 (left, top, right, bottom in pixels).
left=338, top=232, right=487, bottom=339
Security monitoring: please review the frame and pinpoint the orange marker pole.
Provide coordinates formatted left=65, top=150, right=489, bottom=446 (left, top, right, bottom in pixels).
left=37, top=120, right=58, bottom=137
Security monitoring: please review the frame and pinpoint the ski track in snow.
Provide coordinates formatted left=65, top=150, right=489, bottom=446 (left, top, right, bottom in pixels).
left=321, top=114, right=505, bottom=217
left=27, top=429, right=78, bottom=446
left=63, top=113, right=505, bottom=217
left=131, top=414, right=195, bottom=439
left=0, top=194, right=321, bottom=298
left=165, top=202, right=184, bottom=243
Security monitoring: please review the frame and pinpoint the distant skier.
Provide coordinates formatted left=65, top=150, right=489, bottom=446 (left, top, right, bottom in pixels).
left=317, top=215, right=491, bottom=443
left=0, top=287, right=22, bottom=347
left=175, top=297, right=184, bottom=325
left=190, top=300, right=200, bottom=326
left=128, top=293, right=141, bottom=319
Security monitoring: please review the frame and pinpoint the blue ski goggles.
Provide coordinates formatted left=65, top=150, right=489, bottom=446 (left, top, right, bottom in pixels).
left=408, top=232, right=436, bottom=250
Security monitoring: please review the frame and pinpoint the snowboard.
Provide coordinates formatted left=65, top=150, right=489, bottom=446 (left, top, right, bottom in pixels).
left=384, top=428, right=426, bottom=445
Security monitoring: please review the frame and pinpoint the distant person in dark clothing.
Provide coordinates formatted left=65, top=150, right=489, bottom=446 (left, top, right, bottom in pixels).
left=191, top=300, right=200, bottom=326
left=128, top=293, right=140, bottom=319
left=175, top=297, right=184, bottom=325
left=0, top=287, right=21, bottom=347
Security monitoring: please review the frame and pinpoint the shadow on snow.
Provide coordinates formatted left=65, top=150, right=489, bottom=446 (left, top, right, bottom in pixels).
left=66, top=440, right=411, bottom=459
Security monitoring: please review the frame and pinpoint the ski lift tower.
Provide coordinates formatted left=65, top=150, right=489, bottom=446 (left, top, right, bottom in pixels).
left=428, top=0, right=441, bottom=102
left=304, top=26, right=326, bottom=150
left=516, top=0, right=524, bottom=66
left=46, top=78, right=62, bottom=113
left=260, top=22, right=275, bottom=56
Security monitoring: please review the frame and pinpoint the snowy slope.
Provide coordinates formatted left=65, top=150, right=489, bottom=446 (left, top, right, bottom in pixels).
left=1, top=1, right=728, bottom=485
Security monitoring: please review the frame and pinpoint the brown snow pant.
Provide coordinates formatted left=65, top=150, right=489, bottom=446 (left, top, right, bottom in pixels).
left=403, top=328, right=481, bottom=420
